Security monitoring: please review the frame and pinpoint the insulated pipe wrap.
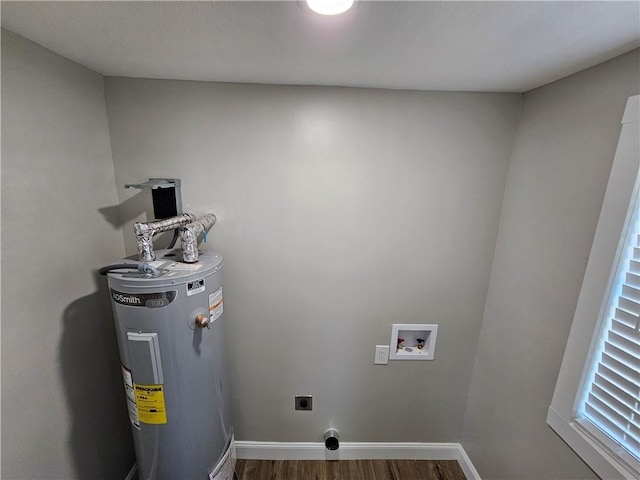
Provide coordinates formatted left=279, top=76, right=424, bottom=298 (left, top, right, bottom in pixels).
left=180, top=214, right=217, bottom=263
left=134, top=213, right=196, bottom=261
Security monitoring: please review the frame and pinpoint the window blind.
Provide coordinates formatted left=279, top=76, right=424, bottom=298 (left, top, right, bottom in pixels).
left=578, top=190, right=640, bottom=470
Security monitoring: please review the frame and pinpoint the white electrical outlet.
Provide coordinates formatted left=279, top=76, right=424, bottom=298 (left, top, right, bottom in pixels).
left=374, top=345, right=390, bottom=365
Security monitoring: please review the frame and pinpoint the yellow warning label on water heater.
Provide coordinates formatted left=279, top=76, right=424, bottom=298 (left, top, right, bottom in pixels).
left=134, top=384, right=167, bottom=424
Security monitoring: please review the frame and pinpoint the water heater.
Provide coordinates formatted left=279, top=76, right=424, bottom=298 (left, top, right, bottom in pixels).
left=106, top=248, right=234, bottom=480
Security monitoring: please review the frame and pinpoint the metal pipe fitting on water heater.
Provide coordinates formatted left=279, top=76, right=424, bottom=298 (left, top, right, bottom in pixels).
left=181, top=214, right=217, bottom=263
left=134, top=213, right=196, bottom=261
left=133, top=212, right=216, bottom=262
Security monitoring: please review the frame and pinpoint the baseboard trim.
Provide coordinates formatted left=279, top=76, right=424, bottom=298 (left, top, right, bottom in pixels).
left=124, top=442, right=480, bottom=480
left=235, top=441, right=480, bottom=479
left=454, top=444, right=482, bottom=480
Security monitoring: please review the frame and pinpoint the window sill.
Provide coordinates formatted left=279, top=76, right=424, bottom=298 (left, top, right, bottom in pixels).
left=547, top=407, right=639, bottom=480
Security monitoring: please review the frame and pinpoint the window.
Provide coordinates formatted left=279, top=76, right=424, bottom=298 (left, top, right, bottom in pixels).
left=576, top=177, right=639, bottom=469
left=548, top=95, right=640, bottom=480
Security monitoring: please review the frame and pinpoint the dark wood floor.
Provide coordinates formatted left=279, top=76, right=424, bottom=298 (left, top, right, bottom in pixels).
left=235, top=459, right=467, bottom=480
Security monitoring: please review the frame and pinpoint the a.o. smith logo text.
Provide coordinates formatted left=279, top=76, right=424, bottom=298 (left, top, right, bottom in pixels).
left=110, top=289, right=177, bottom=308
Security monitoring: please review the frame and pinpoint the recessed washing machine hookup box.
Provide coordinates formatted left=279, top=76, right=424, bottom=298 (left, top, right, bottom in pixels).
left=390, top=324, right=438, bottom=360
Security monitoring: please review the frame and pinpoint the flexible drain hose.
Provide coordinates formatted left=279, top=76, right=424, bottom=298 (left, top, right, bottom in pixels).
left=98, top=263, right=160, bottom=276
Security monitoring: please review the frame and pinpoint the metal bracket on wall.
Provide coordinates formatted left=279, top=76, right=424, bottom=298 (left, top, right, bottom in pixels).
left=125, top=178, right=183, bottom=219
left=125, top=178, right=181, bottom=191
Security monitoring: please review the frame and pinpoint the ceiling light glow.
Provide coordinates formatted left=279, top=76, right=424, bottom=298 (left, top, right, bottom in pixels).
left=306, top=0, right=354, bottom=16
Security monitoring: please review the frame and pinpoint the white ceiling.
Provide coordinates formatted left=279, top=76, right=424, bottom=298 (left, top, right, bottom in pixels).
left=1, top=1, right=639, bottom=93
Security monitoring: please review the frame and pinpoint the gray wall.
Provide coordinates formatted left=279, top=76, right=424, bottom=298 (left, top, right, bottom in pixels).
left=103, top=78, right=522, bottom=443
left=4, top=21, right=638, bottom=480
left=1, top=30, right=134, bottom=479
left=461, top=49, right=640, bottom=479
